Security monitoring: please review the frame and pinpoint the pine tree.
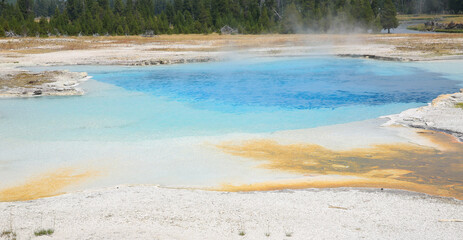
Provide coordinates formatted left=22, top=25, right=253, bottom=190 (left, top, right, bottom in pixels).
left=38, top=17, right=48, bottom=36
left=198, top=1, right=211, bottom=32
left=18, top=0, right=34, bottom=19
left=281, top=2, right=302, bottom=33
left=0, top=0, right=401, bottom=36
left=381, top=0, right=399, bottom=33
left=359, top=0, right=375, bottom=29
left=173, top=0, right=183, bottom=12
left=125, top=0, right=133, bottom=14
left=449, top=0, right=463, bottom=13
left=116, top=24, right=124, bottom=35
left=66, top=0, right=83, bottom=21
left=258, top=7, right=270, bottom=31
left=114, top=0, right=124, bottom=15
left=370, top=0, right=379, bottom=17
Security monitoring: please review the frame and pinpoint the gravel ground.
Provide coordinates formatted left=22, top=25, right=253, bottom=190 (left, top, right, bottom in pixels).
left=0, top=185, right=462, bottom=240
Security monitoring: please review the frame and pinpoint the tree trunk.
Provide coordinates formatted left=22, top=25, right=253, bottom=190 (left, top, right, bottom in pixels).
left=388, top=28, right=390, bottom=34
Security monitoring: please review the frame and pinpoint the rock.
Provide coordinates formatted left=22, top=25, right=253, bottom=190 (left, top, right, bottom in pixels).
left=64, top=82, right=77, bottom=87
left=33, top=90, right=42, bottom=95
left=384, top=91, right=463, bottom=141
left=220, top=25, right=238, bottom=35
left=142, top=30, right=155, bottom=37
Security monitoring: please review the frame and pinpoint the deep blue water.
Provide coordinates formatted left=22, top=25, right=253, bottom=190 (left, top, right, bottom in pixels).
left=1, top=57, right=460, bottom=141
left=94, top=57, right=458, bottom=111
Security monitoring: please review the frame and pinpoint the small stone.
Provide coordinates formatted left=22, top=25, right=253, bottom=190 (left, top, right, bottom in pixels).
left=33, top=90, right=42, bottom=95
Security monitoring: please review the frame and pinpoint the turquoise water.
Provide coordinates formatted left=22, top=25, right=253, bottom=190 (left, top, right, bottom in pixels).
left=1, top=57, right=461, bottom=142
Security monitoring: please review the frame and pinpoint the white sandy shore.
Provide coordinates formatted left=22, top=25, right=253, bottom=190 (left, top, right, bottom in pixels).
left=1, top=185, right=462, bottom=240
left=383, top=90, right=463, bottom=141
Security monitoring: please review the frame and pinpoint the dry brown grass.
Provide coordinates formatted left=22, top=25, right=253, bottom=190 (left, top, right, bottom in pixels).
left=148, top=47, right=222, bottom=52
left=0, top=35, right=345, bottom=54
left=0, top=34, right=462, bottom=59
left=0, top=71, right=59, bottom=88
left=0, top=39, right=45, bottom=50
left=441, top=15, right=463, bottom=24
left=14, top=48, right=58, bottom=54
left=0, top=37, right=113, bottom=54
left=368, top=33, right=463, bottom=56
left=397, top=14, right=463, bottom=22
left=105, top=34, right=308, bottom=47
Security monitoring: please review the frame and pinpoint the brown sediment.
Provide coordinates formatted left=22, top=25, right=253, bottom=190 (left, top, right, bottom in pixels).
left=0, top=167, right=99, bottom=202
left=217, top=130, right=463, bottom=199
left=418, top=130, right=463, bottom=152
left=0, top=72, right=55, bottom=89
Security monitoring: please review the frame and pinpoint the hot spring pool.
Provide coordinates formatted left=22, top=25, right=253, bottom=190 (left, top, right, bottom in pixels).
left=1, top=57, right=462, bottom=198
left=1, top=57, right=461, bottom=141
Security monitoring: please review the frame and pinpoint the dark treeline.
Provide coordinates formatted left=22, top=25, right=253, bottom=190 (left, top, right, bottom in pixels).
left=394, top=0, right=463, bottom=14
left=0, top=0, right=428, bottom=37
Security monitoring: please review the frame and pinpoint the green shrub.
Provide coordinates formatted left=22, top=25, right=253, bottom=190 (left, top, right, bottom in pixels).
left=34, top=229, right=54, bottom=236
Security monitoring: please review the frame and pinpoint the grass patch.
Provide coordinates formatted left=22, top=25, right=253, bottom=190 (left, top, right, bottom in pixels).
left=14, top=48, right=59, bottom=54
left=389, top=34, right=463, bottom=56
left=407, top=24, right=463, bottom=33
left=238, top=230, right=246, bottom=236
left=435, top=29, right=463, bottom=33
left=398, top=14, right=463, bottom=21
left=0, top=72, right=57, bottom=89
left=34, top=228, right=54, bottom=236
left=148, top=47, right=221, bottom=52
left=442, top=15, right=463, bottom=24
left=1, top=230, right=17, bottom=240
left=455, top=103, right=463, bottom=109
left=407, top=24, right=428, bottom=31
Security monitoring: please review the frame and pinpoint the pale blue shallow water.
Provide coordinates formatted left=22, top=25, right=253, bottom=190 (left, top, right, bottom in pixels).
left=1, top=57, right=461, bottom=142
